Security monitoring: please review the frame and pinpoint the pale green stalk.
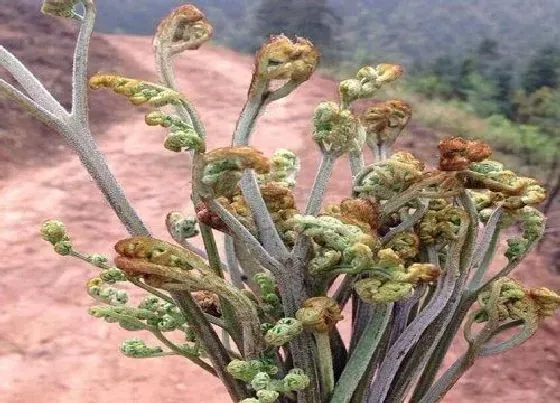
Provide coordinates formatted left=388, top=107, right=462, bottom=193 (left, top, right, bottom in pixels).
left=315, top=332, right=335, bottom=399
left=305, top=153, right=336, bottom=215
left=330, top=304, right=392, bottom=403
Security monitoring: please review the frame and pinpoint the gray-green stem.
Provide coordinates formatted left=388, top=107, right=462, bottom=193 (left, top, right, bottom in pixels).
left=239, top=171, right=290, bottom=259
left=170, top=290, right=249, bottom=400
left=0, top=45, right=65, bottom=115
left=62, top=122, right=151, bottom=236
left=153, top=42, right=206, bottom=139
left=233, top=82, right=267, bottom=145
left=315, top=332, right=334, bottom=399
left=1, top=6, right=150, bottom=236
left=330, top=303, right=392, bottom=403
left=468, top=207, right=503, bottom=290
left=224, top=235, right=244, bottom=288
left=206, top=199, right=284, bottom=276
left=367, top=214, right=470, bottom=402
left=348, top=150, right=365, bottom=178
left=151, top=328, right=216, bottom=375
left=71, top=0, right=96, bottom=125
left=0, top=79, right=65, bottom=129
left=152, top=23, right=224, bottom=279
left=305, top=152, right=336, bottom=215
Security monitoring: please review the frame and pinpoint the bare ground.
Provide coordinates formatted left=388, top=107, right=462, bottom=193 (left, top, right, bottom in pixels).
left=0, top=27, right=559, bottom=403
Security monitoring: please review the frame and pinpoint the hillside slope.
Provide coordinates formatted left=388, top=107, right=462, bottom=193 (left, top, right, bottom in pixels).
left=0, top=2, right=155, bottom=181
left=0, top=11, right=559, bottom=403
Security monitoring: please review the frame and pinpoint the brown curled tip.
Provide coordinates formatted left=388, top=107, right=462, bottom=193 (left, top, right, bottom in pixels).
left=361, top=103, right=391, bottom=134
left=249, top=34, right=319, bottom=97
left=260, top=182, right=297, bottom=211
left=204, top=146, right=271, bottom=175
left=340, top=198, right=379, bottom=232
left=465, top=140, right=492, bottom=162
left=386, top=99, right=413, bottom=129
left=439, top=155, right=471, bottom=171
left=195, top=201, right=230, bottom=233
left=438, top=137, right=468, bottom=156
left=113, top=256, right=150, bottom=276
left=112, top=256, right=168, bottom=288
left=374, top=63, right=404, bottom=83
left=438, top=137, right=492, bottom=171
left=295, top=296, right=344, bottom=333
left=155, top=5, right=213, bottom=52
left=114, top=238, right=149, bottom=259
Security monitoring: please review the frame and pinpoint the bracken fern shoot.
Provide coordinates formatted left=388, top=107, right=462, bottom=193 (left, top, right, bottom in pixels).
left=2, top=2, right=559, bottom=402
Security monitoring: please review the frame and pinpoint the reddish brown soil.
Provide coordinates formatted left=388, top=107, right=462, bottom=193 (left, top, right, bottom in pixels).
left=1, top=11, right=559, bottom=403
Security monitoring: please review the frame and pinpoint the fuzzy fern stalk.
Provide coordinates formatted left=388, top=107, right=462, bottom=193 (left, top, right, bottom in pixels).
left=2, top=2, right=559, bottom=402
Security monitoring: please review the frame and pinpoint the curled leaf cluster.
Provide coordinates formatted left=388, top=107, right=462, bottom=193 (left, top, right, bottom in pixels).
left=90, top=75, right=204, bottom=153
left=354, top=152, right=425, bottom=200
left=323, top=198, right=379, bottom=234
left=254, top=273, right=282, bottom=318
left=339, top=63, right=403, bottom=105
left=312, top=101, right=365, bottom=156
left=89, top=74, right=184, bottom=107
left=87, top=277, right=129, bottom=305
left=202, top=146, right=270, bottom=196
left=291, top=214, right=381, bottom=275
left=417, top=199, right=464, bottom=245
left=166, top=211, right=199, bottom=240
left=251, top=34, right=320, bottom=96
left=120, top=339, right=164, bottom=358
left=259, top=182, right=299, bottom=245
left=295, top=296, right=343, bottom=333
left=237, top=367, right=311, bottom=402
left=211, top=181, right=299, bottom=242
left=504, top=207, right=546, bottom=262
left=226, top=359, right=278, bottom=383
left=154, top=4, right=213, bottom=54
left=438, top=137, right=492, bottom=171
left=264, top=317, right=303, bottom=345
left=260, top=148, right=300, bottom=188
left=354, top=248, right=440, bottom=303
left=473, top=277, right=560, bottom=330
left=385, top=231, right=420, bottom=260
left=114, top=236, right=209, bottom=273
left=467, top=159, right=547, bottom=210
left=361, top=99, right=412, bottom=148
left=145, top=111, right=203, bottom=152
left=40, top=219, right=72, bottom=255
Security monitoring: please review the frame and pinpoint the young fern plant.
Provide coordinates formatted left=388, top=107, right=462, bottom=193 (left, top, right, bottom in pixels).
left=2, top=1, right=559, bottom=402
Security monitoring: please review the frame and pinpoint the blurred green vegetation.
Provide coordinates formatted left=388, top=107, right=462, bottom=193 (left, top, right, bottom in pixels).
left=94, top=0, right=560, bottom=180
left=403, top=39, right=560, bottom=177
